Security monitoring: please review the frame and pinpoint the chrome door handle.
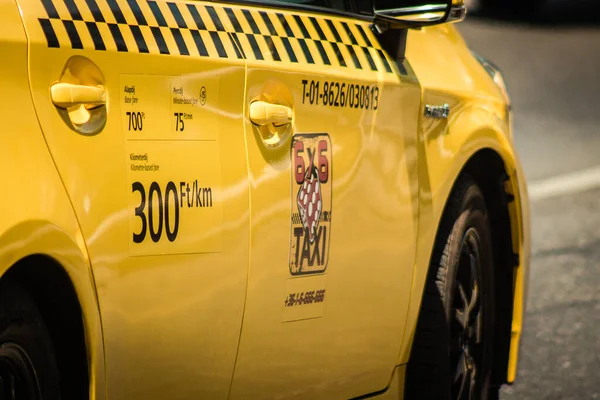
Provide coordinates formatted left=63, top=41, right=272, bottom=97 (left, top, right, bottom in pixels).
left=249, top=101, right=292, bottom=126
left=50, top=82, right=106, bottom=109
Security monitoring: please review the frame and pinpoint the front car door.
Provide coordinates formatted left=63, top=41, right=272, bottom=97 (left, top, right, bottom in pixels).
left=226, top=2, right=422, bottom=398
left=18, top=0, right=250, bottom=398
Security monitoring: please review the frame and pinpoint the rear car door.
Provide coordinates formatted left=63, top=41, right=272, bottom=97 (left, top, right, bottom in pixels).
left=18, top=0, right=250, bottom=398
left=227, top=2, right=422, bottom=398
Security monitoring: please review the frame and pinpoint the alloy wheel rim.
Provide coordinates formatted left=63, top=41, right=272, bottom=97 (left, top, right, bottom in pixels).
left=0, top=342, right=41, bottom=400
left=451, top=228, right=484, bottom=400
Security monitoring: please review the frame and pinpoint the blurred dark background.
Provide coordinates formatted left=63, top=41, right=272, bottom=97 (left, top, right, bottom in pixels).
left=471, top=0, right=600, bottom=23
left=458, top=1, right=600, bottom=398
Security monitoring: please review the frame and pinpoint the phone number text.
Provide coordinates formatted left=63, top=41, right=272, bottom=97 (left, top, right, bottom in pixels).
left=284, top=289, right=326, bottom=308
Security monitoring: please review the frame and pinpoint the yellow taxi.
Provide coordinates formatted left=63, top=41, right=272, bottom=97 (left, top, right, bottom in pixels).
left=0, top=0, right=529, bottom=398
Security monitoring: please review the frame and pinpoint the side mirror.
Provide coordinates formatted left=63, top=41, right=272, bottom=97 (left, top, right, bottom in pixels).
left=373, top=0, right=466, bottom=29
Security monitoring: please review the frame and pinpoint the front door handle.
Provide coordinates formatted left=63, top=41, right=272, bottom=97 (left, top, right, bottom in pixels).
left=249, top=101, right=292, bottom=126
left=50, top=82, right=106, bottom=109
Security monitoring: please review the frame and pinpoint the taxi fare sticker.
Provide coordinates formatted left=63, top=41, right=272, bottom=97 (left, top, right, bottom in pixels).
left=120, top=75, right=222, bottom=256
left=289, top=133, right=332, bottom=275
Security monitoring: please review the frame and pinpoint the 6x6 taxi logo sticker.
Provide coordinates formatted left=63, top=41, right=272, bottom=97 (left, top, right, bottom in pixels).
left=289, top=134, right=332, bottom=275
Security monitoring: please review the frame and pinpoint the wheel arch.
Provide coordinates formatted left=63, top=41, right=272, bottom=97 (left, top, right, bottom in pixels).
left=2, top=254, right=89, bottom=398
left=400, top=112, right=529, bottom=388
left=0, top=221, right=105, bottom=400
left=460, top=149, right=521, bottom=388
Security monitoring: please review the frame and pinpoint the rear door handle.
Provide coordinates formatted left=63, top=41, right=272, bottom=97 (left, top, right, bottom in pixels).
left=50, top=82, right=106, bottom=109
left=249, top=101, right=292, bottom=126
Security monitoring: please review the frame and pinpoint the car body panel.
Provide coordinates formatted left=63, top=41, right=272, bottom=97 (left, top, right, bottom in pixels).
left=0, top=2, right=105, bottom=398
left=221, top=5, right=422, bottom=399
left=18, top=0, right=252, bottom=398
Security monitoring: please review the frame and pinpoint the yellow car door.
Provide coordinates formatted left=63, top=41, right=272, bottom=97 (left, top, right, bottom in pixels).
left=18, top=0, right=250, bottom=398
left=227, top=2, right=421, bottom=398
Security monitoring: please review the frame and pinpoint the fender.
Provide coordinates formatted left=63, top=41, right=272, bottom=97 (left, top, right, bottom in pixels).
left=397, top=100, right=531, bottom=384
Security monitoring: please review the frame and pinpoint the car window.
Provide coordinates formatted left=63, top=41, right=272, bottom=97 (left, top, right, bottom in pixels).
left=239, top=0, right=358, bottom=17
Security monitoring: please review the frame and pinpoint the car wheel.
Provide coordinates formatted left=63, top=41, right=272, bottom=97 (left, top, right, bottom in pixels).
left=405, top=177, right=498, bottom=400
left=0, top=280, right=60, bottom=400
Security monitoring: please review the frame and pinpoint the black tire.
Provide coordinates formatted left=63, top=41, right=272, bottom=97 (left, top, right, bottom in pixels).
left=0, top=280, right=60, bottom=399
left=405, top=177, right=497, bottom=400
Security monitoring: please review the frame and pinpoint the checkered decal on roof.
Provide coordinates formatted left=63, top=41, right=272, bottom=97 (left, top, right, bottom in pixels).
left=36, top=0, right=394, bottom=73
